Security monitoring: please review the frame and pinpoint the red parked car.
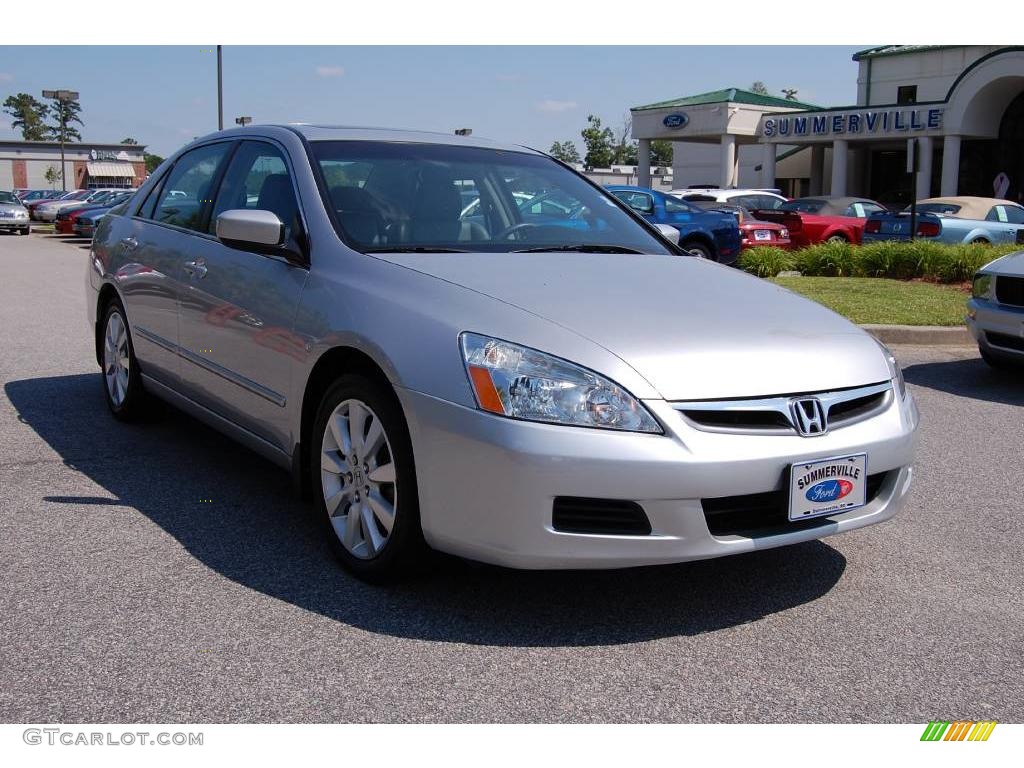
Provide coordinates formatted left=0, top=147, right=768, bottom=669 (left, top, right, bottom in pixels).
left=753, top=196, right=888, bottom=247
left=689, top=201, right=791, bottom=250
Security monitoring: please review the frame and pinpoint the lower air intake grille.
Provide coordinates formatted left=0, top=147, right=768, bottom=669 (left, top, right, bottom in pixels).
left=986, top=331, right=1024, bottom=352
left=702, top=471, right=891, bottom=537
left=552, top=497, right=652, bottom=536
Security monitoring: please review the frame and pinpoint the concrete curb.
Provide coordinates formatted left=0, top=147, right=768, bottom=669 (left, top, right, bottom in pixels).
left=860, top=324, right=974, bottom=346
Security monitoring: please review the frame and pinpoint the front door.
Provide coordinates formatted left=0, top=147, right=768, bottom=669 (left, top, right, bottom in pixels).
left=176, top=140, right=309, bottom=450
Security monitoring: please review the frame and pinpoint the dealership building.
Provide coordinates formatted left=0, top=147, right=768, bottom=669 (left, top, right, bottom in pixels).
left=0, top=140, right=147, bottom=191
left=631, top=46, right=1024, bottom=204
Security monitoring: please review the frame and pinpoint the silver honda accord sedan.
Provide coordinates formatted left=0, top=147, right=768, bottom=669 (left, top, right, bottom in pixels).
left=86, top=125, right=918, bottom=580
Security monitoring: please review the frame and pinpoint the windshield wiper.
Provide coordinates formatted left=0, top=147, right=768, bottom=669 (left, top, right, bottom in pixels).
left=363, top=246, right=471, bottom=254
left=511, top=244, right=644, bottom=254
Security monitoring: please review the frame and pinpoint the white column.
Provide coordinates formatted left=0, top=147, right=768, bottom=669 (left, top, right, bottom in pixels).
left=916, top=136, right=934, bottom=201
left=940, top=135, right=961, bottom=196
left=720, top=135, right=736, bottom=189
left=809, top=144, right=825, bottom=196
left=637, top=139, right=651, bottom=189
left=830, top=139, right=849, bottom=197
left=761, top=143, right=776, bottom=189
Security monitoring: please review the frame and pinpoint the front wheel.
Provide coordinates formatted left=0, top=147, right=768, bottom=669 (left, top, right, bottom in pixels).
left=311, top=374, right=427, bottom=581
left=825, top=234, right=848, bottom=243
left=20, top=227, right=30, bottom=236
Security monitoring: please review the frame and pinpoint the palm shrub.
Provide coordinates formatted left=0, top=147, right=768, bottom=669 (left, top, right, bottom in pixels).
left=737, top=246, right=794, bottom=277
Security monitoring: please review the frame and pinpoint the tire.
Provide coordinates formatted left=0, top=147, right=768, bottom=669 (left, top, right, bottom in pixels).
left=311, top=374, right=427, bottom=582
left=681, top=241, right=713, bottom=260
left=980, top=348, right=1023, bottom=372
left=972, top=238, right=990, bottom=245
left=20, top=227, right=30, bottom=236
left=100, top=299, right=148, bottom=421
left=826, top=234, right=848, bottom=243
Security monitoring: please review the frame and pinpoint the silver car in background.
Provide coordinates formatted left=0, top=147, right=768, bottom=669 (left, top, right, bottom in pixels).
left=86, top=125, right=918, bottom=581
left=0, top=191, right=31, bottom=235
left=968, top=251, right=1024, bottom=369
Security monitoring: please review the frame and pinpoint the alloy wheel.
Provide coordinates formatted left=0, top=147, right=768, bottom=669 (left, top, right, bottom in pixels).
left=103, top=311, right=130, bottom=407
left=320, top=399, right=398, bottom=559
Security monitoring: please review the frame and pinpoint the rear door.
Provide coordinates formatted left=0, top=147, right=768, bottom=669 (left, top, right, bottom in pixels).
left=176, top=139, right=309, bottom=449
left=116, top=142, right=234, bottom=387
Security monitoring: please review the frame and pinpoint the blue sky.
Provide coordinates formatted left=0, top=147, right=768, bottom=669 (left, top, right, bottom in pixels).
left=0, top=46, right=866, bottom=157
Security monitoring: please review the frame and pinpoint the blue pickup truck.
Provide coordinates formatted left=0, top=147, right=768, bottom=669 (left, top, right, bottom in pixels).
left=862, top=196, right=1024, bottom=245
left=607, top=185, right=742, bottom=264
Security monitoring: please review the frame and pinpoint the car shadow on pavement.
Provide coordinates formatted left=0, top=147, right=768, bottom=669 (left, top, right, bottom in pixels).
left=6, top=373, right=847, bottom=648
left=903, top=356, right=1024, bottom=406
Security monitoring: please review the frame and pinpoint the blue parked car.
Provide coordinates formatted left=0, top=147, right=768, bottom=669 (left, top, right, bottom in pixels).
left=607, top=185, right=741, bottom=263
left=863, top=196, right=1024, bottom=245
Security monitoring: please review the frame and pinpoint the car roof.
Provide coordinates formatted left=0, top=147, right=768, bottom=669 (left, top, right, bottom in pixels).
left=189, top=124, right=544, bottom=156
left=919, top=196, right=1020, bottom=218
left=674, top=188, right=785, bottom=198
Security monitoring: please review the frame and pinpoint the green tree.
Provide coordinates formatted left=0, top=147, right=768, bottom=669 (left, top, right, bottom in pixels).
left=2, top=93, right=50, bottom=141
left=43, top=165, right=62, bottom=189
left=782, top=88, right=800, bottom=101
left=749, top=81, right=769, bottom=95
left=580, top=114, right=615, bottom=169
left=143, top=153, right=164, bottom=174
left=650, top=140, right=674, bottom=167
left=46, top=95, right=84, bottom=143
left=121, top=137, right=139, bottom=145
left=611, top=113, right=638, bottom=165
left=548, top=140, right=581, bottom=164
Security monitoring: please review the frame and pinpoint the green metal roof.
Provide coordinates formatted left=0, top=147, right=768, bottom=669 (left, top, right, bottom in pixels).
left=632, top=87, right=819, bottom=112
left=852, top=45, right=955, bottom=61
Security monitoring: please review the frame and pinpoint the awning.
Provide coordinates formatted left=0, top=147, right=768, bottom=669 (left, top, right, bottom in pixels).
left=86, top=161, right=135, bottom=178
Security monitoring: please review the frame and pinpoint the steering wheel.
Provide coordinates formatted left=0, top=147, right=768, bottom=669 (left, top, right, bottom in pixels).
left=494, top=222, right=540, bottom=240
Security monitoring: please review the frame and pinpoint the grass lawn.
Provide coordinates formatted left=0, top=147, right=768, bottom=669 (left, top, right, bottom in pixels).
left=771, top=276, right=969, bottom=326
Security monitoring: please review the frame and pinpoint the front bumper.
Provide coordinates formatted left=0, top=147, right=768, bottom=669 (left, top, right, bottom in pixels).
left=967, top=297, right=1024, bottom=357
left=0, top=218, right=29, bottom=230
left=398, top=383, right=918, bottom=569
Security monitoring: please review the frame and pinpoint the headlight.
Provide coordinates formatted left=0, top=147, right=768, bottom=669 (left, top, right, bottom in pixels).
left=874, top=339, right=906, bottom=399
left=460, top=333, right=661, bottom=433
left=15, top=210, right=27, bottom=219
left=972, top=273, right=992, bottom=299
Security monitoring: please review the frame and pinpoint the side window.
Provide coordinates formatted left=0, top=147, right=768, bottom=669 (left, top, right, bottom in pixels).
left=136, top=170, right=168, bottom=219
left=151, top=143, right=233, bottom=232
left=663, top=196, right=693, bottom=213
left=1003, top=205, right=1024, bottom=224
left=986, top=206, right=1004, bottom=222
left=611, top=191, right=654, bottom=214
left=209, top=141, right=300, bottom=239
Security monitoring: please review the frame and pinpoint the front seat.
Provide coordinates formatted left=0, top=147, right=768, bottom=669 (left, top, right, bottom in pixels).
left=330, top=186, right=385, bottom=246
left=257, top=173, right=299, bottom=237
left=406, top=167, right=487, bottom=243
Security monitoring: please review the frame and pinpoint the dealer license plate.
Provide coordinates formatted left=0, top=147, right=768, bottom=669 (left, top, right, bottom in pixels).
left=788, top=453, right=868, bottom=521
left=754, top=229, right=772, bottom=241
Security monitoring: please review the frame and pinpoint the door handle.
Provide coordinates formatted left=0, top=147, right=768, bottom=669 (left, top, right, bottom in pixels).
left=183, top=259, right=208, bottom=279
left=120, top=236, right=138, bottom=252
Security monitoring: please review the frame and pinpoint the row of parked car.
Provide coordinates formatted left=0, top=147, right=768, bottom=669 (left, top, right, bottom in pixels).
left=607, top=184, right=1024, bottom=264
left=6, top=187, right=137, bottom=237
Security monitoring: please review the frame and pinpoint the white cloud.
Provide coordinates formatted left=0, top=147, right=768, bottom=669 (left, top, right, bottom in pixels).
left=535, top=99, right=578, bottom=113
left=315, top=65, right=345, bottom=78
left=0, top=73, right=12, bottom=82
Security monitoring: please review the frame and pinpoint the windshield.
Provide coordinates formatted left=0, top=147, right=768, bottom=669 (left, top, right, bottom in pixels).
left=0, top=191, right=17, bottom=204
left=310, top=141, right=671, bottom=254
left=780, top=198, right=826, bottom=213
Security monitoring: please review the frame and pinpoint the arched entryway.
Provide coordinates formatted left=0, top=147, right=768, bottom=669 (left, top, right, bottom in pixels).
left=959, top=90, right=1024, bottom=199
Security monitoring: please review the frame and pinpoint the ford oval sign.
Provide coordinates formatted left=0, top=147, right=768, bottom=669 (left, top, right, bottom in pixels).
left=663, top=113, right=689, bottom=129
left=805, top=479, right=853, bottom=503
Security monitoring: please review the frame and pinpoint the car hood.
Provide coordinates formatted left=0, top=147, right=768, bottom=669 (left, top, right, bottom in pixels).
left=0, top=202, right=27, bottom=212
left=985, top=250, right=1024, bottom=275
left=373, top=251, right=892, bottom=400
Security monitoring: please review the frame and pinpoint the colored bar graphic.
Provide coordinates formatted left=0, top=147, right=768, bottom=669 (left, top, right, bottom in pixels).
left=921, top=720, right=996, bottom=741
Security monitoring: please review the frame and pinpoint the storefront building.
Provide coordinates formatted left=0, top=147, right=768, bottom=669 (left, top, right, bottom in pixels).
left=0, top=140, right=147, bottom=191
left=631, top=46, right=1024, bottom=205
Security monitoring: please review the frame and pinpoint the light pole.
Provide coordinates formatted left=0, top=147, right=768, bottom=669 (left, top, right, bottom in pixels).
left=235, top=116, right=252, bottom=127
left=217, top=45, right=224, bottom=130
left=42, top=89, right=78, bottom=191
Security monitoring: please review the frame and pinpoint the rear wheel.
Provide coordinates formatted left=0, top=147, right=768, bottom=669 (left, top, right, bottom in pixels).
left=311, top=374, right=427, bottom=581
left=826, top=234, right=848, bottom=243
left=101, top=300, right=148, bottom=420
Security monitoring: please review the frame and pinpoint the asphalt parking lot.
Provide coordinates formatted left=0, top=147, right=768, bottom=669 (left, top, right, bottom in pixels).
left=1, top=231, right=1022, bottom=723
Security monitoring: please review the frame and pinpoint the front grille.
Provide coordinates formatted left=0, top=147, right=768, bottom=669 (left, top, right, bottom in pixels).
left=552, top=497, right=652, bottom=536
left=995, top=276, right=1024, bottom=308
left=681, top=409, right=791, bottom=431
left=702, top=471, right=891, bottom=538
left=827, top=391, right=887, bottom=425
left=985, top=331, right=1024, bottom=352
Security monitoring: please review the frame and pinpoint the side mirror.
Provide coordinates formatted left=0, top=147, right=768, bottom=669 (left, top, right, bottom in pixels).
left=216, top=209, right=285, bottom=249
left=655, top=223, right=680, bottom=245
